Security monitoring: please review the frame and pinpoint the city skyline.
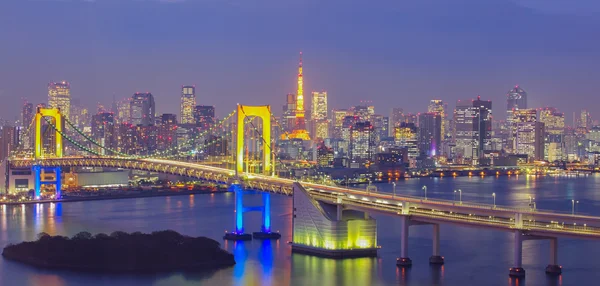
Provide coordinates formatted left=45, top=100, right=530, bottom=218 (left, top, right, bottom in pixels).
left=2, top=0, right=600, bottom=121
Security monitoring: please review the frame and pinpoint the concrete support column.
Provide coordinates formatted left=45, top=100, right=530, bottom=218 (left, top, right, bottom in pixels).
left=401, top=202, right=410, bottom=214
left=429, top=224, right=444, bottom=264
left=509, top=230, right=525, bottom=277
left=545, top=238, right=562, bottom=275
left=261, top=193, right=271, bottom=233
left=396, top=216, right=412, bottom=267
left=336, top=196, right=343, bottom=221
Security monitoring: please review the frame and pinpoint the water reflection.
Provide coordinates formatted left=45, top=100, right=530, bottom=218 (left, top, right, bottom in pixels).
left=292, top=254, right=375, bottom=286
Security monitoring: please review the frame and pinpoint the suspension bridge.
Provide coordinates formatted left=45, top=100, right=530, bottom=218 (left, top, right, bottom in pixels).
left=4, top=105, right=600, bottom=278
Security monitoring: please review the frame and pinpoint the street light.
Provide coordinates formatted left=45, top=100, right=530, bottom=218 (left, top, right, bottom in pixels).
left=422, top=186, right=427, bottom=200
left=455, top=189, right=462, bottom=204
left=492, top=192, right=496, bottom=208
left=453, top=190, right=457, bottom=202
left=572, top=199, right=579, bottom=215
left=392, top=182, right=396, bottom=198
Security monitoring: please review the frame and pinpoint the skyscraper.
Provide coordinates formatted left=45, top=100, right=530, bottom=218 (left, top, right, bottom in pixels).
left=48, top=81, right=71, bottom=119
left=389, top=107, right=404, bottom=136
left=311, top=91, right=328, bottom=141
left=540, top=107, right=565, bottom=161
left=21, top=102, right=34, bottom=128
left=130, top=92, right=155, bottom=126
left=286, top=52, right=310, bottom=140
left=91, top=112, right=116, bottom=155
left=282, top=93, right=296, bottom=133
left=453, top=97, right=492, bottom=165
left=427, top=100, right=446, bottom=138
left=394, top=122, right=419, bottom=160
left=418, top=112, right=442, bottom=157
left=506, top=86, right=527, bottom=150
left=193, top=105, right=215, bottom=131
left=158, top=113, right=178, bottom=152
left=512, top=109, right=544, bottom=161
left=180, top=86, right=196, bottom=124
left=350, top=121, right=374, bottom=167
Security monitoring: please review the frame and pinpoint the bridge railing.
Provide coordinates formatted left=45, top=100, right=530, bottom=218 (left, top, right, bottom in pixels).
left=324, top=184, right=597, bottom=218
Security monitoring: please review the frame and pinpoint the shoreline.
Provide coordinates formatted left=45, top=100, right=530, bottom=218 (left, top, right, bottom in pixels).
left=1, top=189, right=229, bottom=206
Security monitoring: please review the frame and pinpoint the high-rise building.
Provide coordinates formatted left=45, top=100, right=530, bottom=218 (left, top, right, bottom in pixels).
left=578, top=109, right=592, bottom=131
left=349, top=121, right=374, bottom=167
left=21, top=102, right=34, bottom=128
left=506, top=86, right=527, bottom=150
left=389, top=107, right=404, bottom=136
left=330, top=109, right=349, bottom=139
left=0, top=126, right=18, bottom=160
left=48, top=81, right=71, bottom=119
left=311, top=91, right=329, bottom=141
left=194, top=105, right=215, bottom=131
left=130, top=92, right=155, bottom=126
left=91, top=112, right=116, bottom=155
left=428, top=100, right=446, bottom=138
left=453, top=97, right=492, bottom=165
left=316, top=141, right=334, bottom=167
left=180, top=86, right=196, bottom=125
left=511, top=109, right=537, bottom=151
left=506, top=85, right=527, bottom=119
left=418, top=112, right=442, bottom=157
left=282, top=93, right=296, bottom=133
left=158, top=114, right=178, bottom=152
left=515, top=121, right=545, bottom=161
left=115, top=98, right=131, bottom=124
left=286, top=52, right=310, bottom=140
left=394, top=122, right=419, bottom=160
left=540, top=107, right=565, bottom=161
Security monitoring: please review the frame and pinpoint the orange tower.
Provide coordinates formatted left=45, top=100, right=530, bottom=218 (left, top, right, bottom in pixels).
left=286, top=52, right=310, bottom=140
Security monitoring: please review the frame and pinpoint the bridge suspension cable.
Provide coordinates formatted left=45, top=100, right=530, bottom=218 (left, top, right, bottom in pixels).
left=239, top=108, right=293, bottom=177
left=43, top=117, right=102, bottom=156
left=63, top=117, right=129, bottom=157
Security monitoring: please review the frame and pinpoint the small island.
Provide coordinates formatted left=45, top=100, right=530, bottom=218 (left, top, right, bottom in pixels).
left=2, top=230, right=235, bottom=272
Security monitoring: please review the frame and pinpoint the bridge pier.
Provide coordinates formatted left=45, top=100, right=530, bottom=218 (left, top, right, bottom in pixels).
left=223, top=184, right=280, bottom=241
left=33, top=165, right=62, bottom=200
left=509, top=230, right=526, bottom=277
left=429, top=224, right=444, bottom=265
left=396, top=216, right=412, bottom=267
left=291, top=182, right=378, bottom=258
left=545, top=238, right=562, bottom=275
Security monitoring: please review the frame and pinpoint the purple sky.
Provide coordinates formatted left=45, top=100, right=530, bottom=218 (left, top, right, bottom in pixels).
left=1, top=0, right=600, bottom=122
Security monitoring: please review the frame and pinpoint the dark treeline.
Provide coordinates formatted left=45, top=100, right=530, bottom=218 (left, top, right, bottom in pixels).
left=2, top=230, right=235, bottom=272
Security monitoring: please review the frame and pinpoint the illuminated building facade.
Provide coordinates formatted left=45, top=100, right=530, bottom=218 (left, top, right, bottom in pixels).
left=0, top=126, right=18, bottom=161
left=453, top=97, right=492, bottom=165
left=158, top=113, right=178, bottom=152
left=506, top=85, right=527, bottom=151
left=286, top=52, right=310, bottom=141
left=578, top=109, right=592, bottom=131
left=330, top=109, right=350, bottom=139
left=540, top=107, right=565, bottom=161
left=180, top=85, right=196, bottom=125
left=130, top=92, right=155, bottom=126
left=282, top=93, right=296, bottom=133
left=349, top=121, right=375, bottom=167
left=310, top=91, right=329, bottom=141
left=193, top=105, right=215, bottom=131
left=394, top=122, right=419, bottom=159
left=316, top=141, right=334, bottom=167
left=91, top=112, right=116, bottom=155
left=511, top=109, right=537, bottom=151
left=21, top=102, right=34, bottom=149
left=418, top=112, right=442, bottom=157
left=48, top=81, right=71, bottom=119
left=428, top=100, right=446, bottom=138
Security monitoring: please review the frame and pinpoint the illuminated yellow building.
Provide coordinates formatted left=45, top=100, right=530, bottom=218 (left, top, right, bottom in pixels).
left=311, top=91, right=329, bottom=140
left=48, top=81, right=71, bottom=119
left=180, top=85, right=196, bottom=124
left=286, top=52, right=311, bottom=141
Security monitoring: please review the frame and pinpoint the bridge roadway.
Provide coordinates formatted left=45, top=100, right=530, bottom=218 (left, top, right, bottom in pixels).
left=10, top=157, right=600, bottom=240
